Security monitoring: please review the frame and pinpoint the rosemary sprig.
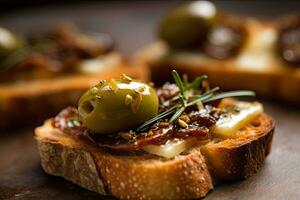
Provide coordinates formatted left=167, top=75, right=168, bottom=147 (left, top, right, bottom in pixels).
left=190, top=75, right=207, bottom=89
left=135, top=70, right=255, bottom=132
left=186, top=93, right=214, bottom=107
left=136, top=105, right=178, bottom=132
left=190, top=86, right=219, bottom=99
left=202, top=90, right=255, bottom=103
left=169, top=106, right=185, bottom=123
left=172, top=70, right=186, bottom=98
left=169, top=70, right=188, bottom=123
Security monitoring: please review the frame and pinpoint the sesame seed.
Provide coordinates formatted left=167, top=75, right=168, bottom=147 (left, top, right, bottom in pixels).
left=197, top=102, right=204, bottom=110
left=179, top=115, right=190, bottom=123
left=91, top=87, right=98, bottom=94
left=136, top=85, right=146, bottom=94
left=109, top=79, right=118, bottom=92
left=159, top=122, right=169, bottom=127
left=121, top=74, right=132, bottom=83
left=178, top=119, right=188, bottom=128
left=148, top=82, right=155, bottom=87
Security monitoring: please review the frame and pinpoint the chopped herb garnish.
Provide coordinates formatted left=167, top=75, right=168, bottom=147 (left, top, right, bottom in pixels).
left=135, top=70, right=255, bottom=132
left=172, top=70, right=186, bottom=98
left=169, top=106, right=185, bottom=123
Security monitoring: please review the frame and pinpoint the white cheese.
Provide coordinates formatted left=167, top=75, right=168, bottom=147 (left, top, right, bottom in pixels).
left=143, top=101, right=263, bottom=158
left=142, top=139, right=199, bottom=159
left=211, top=102, right=263, bottom=138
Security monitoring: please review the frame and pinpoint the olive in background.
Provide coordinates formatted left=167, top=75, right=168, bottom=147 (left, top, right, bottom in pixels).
left=0, top=27, right=23, bottom=60
left=78, top=77, right=158, bottom=134
left=158, top=1, right=217, bottom=49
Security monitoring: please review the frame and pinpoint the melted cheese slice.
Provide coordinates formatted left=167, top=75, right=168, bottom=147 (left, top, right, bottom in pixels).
left=142, top=139, right=199, bottom=159
left=211, top=101, right=263, bottom=138
left=142, top=101, right=263, bottom=158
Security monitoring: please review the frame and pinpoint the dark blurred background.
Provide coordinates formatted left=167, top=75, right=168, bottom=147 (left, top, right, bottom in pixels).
left=0, top=0, right=299, bottom=55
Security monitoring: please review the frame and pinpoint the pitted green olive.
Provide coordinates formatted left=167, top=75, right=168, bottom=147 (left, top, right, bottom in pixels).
left=78, top=77, right=158, bottom=134
left=159, top=1, right=217, bottom=49
left=0, top=27, right=23, bottom=59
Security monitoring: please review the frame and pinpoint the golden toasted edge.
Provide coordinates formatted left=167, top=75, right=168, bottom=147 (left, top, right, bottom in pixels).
left=201, top=113, right=275, bottom=181
left=35, top=122, right=213, bottom=200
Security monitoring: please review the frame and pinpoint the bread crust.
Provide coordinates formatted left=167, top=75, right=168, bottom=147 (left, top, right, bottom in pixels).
left=35, top=112, right=274, bottom=199
left=36, top=122, right=214, bottom=199
left=201, top=114, right=275, bottom=181
left=0, top=65, right=149, bottom=129
left=134, top=18, right=300, bottom=103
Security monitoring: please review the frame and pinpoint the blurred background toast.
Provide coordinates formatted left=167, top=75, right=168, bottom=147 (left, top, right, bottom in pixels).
left=0, top=24, right=149, bottom=129
left=134, top=1, right=300, bottom=104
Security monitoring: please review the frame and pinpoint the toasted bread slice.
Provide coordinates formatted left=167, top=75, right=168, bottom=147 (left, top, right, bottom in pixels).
left=134, top=18, right=300, bottom=103
left=0, top=63, right=149, bottom=129
left=35, top=112, right=274, bottom=199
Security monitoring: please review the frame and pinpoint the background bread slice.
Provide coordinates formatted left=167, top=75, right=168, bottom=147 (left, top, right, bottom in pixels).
left=134, top=18, right=300, bottom=104
left=0, top=64, right=149, bottom=130
left=35, top=113, right=274, bottom=199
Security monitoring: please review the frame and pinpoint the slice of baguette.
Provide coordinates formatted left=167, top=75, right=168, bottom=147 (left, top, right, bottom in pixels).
left=35, top=113, right=274, bottom=199
left=134, top=18, right=300, bottom=104
left=0, top=62, right=149, bottom=130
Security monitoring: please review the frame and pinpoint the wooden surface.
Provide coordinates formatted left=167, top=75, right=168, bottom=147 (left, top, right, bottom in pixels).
left=1, top=1, right=300, bottom=200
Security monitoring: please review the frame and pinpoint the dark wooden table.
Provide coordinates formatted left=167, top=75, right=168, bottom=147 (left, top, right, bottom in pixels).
left=1, top=1, right=300, bottom=200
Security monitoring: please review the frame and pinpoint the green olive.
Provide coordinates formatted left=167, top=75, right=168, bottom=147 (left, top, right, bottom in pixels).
left=0, top=27, right=23, bottom=59
left=159, top=1, right=217, bottom=49
left=78, top=77, right=158, bottom=134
